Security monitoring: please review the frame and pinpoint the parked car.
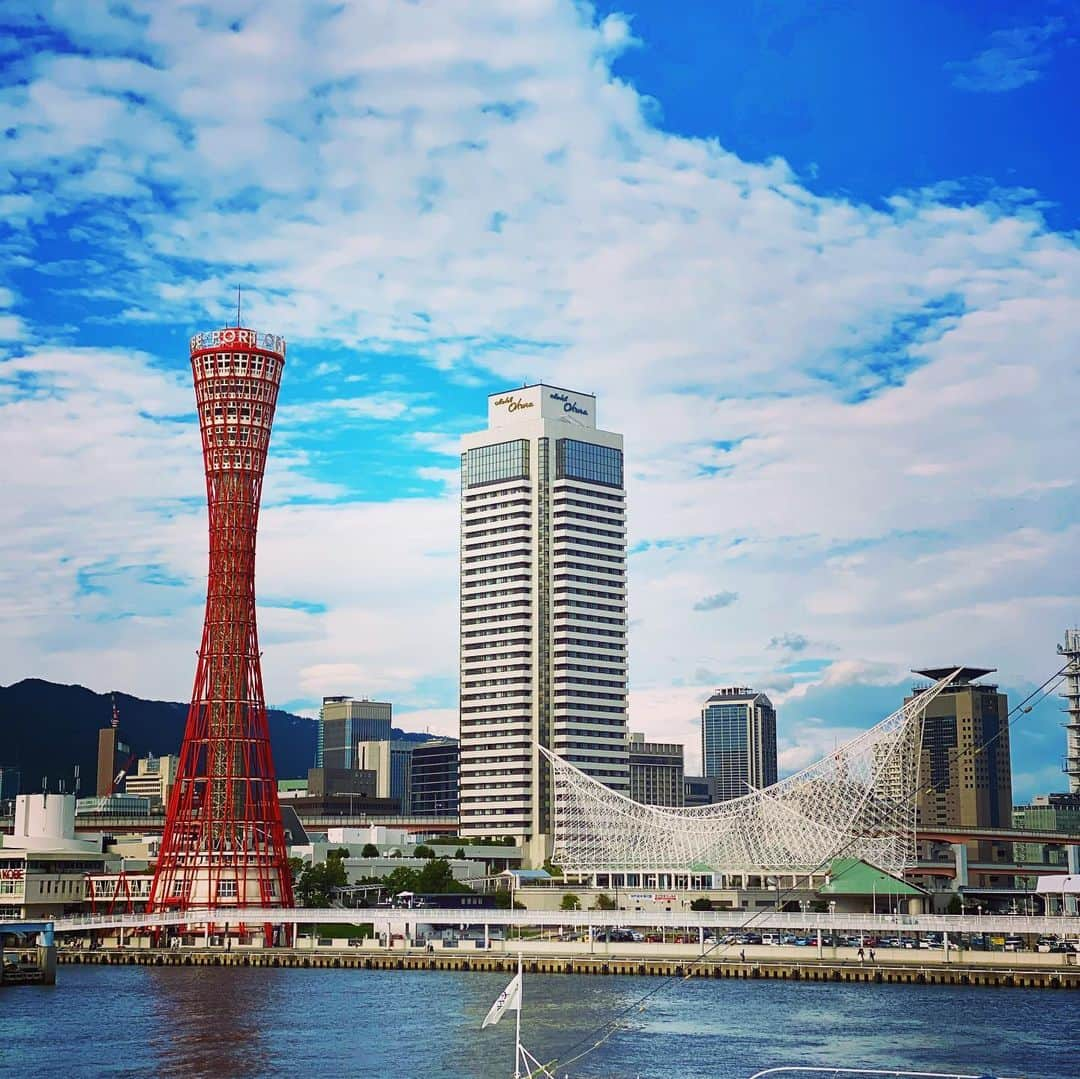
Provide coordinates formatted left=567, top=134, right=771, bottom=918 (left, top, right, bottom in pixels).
left=1003, top=937, right=1024, bottom=952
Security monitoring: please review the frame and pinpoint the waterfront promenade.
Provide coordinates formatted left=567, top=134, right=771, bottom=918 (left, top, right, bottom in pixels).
left=56, top=940, right=1080, bottom=989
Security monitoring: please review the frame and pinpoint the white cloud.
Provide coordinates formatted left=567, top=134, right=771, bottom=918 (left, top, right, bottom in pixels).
left=947, top=18, right=1067, bottom=93
left=0, top=1, right=1076, bottom=792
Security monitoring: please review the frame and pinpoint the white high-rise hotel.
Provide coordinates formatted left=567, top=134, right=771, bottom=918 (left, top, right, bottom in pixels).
left=459, top=385, right=628, bottom=862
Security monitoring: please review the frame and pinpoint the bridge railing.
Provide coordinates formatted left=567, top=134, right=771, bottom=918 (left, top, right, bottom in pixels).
left=32, top=908, right=1080, bottom=935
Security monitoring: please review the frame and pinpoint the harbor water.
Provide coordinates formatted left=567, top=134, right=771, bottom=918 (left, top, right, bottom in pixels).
left=1, top=965, right=1074, bottom=1078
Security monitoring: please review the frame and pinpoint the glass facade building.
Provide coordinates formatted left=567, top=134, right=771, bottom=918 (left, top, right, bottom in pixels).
left=318, top=696, right=392, bottom=769
left=410, top=738, right=460, bottom=817
left=701, top=688, right=778, bottom=802
left=459, top=384, right=628, bottom=862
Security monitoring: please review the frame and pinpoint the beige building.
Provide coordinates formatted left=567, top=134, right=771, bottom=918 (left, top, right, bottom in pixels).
left=459, top=385, right=629, bottom=863
left=908, top=667, right=1012, bottom=872
left=123, top=754, right=179, bottom=810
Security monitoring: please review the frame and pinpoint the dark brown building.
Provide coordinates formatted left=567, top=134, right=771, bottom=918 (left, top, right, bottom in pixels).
left=95, top=726, right=132, bottom=797
left=908, top=667, right=1012, bottom=882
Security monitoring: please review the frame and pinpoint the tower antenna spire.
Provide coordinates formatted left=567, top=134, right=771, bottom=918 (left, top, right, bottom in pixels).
left=236, top=285, right=242, bottom=328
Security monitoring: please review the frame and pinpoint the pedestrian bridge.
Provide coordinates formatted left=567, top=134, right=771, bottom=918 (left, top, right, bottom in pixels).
left=18, top=907, right=1080, bottom=939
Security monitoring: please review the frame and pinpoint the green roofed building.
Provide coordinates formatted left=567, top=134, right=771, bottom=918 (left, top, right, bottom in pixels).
left=819, top=858, right=928, bottom=914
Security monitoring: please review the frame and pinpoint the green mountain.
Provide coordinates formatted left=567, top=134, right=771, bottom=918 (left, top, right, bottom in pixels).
left=0, top=677, right=318, bottom=794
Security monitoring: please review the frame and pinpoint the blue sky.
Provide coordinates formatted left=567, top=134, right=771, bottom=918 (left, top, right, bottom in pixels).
left=0, top=1, right=1077, bottom=797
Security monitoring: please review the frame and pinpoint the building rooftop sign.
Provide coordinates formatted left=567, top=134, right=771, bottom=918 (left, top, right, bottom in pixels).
left=487, top=383, right=596, bottom=429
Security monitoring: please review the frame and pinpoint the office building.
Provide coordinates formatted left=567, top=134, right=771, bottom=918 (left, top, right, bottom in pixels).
left=410, top=738, right=460, bottom=817
left=907, top=667, right=1011, bottom=861
left=1012, top=793, right=1080, bottom=867
left=683, top=774, right=719, bottom=808
left=459, top=384, right=628, bottom=861
left=318, top=696, right=392, bottom=769
left=95, top=725, right=132, bottom=797
left=296, top=767, right=398, bottom=817
left=628, top=733, right=684, bottom=806
left=123, top=754, right=178, bottom=811
left=356, top=739, right=414, bottom=811
left=701, top=688, right=778, bottom=801
left=76, top=794, right=151, bottom=816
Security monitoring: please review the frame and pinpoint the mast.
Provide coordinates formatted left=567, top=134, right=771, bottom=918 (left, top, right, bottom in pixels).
left=514, top=952, right=523, bottom=1079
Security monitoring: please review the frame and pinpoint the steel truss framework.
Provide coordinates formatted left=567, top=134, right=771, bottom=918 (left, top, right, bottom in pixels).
left=543, top=671, right=961, bottom=878
left=148, top=328, right=294, bottom=931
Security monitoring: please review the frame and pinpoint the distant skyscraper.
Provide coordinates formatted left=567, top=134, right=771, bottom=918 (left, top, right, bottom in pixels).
left=459, top=384, right=628, bottom=862
left=95, top=725, right=131, bottom=797
left=701, top=688, right=777, bottom=801
left=629, top=733, right=684, bottom=806
left=1058, top=629, right=1080, bottom=794
left=907, top=667, right=1012, bottom=841
left=318, top=696, right=392, bottom=769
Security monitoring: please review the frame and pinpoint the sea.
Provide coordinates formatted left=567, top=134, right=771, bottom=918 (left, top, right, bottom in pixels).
left=1, top=966, right=1074, bottom=1078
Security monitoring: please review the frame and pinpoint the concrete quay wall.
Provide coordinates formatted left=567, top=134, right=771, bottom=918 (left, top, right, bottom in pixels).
left=57, top=947, right=1080, bottom=990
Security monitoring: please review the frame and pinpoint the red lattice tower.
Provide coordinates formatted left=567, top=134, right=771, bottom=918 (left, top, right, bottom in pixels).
left=148, top=326, right=294, bottom=939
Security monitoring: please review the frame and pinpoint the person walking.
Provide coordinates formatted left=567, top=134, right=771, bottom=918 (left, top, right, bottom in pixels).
left=740, top=949, right=746, bottom=963
left=858, top=946, right=865, bottom=962
left=869, top=948, right=876, bottom=963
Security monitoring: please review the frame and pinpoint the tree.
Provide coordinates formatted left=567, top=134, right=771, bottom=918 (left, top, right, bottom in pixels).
left=361, top=843, right=379, bottom=858
left=560, top=893, right=582, bottom=911
left=413, top=844, right=436, bottom=859
left=543, top=862, right=563, bottom=877
left=690, top=897, right=712, bottom=912
left=327, top=846, right=350, bottom=861
left=296, top=858, right=347, bottom=907
left=454, top=848, right=466, bottom=860
left=946, top=894, right=963, bottom=915
left=592, top=893, right=617, bottom=911
left=383, top=866, right=419, bottom=896
left=416, top=857, right=471, bottom=894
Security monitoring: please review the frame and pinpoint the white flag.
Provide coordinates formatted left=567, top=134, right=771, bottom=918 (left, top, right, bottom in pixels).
left=481, top=973, right=522, bottom=1028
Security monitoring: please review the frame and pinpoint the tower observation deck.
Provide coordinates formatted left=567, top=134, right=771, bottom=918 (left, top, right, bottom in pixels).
left=147, top=327, right=294, bottom=937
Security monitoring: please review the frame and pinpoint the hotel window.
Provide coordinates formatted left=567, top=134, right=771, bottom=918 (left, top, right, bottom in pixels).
left=556, top=439, right=623, bottom=488
left=218, top=880, right=238, bottom=899
left=463, top=440, right=530, bottom=488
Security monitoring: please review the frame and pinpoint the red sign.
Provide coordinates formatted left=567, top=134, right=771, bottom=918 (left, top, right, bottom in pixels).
left=0, top=868, right=24, bottom=880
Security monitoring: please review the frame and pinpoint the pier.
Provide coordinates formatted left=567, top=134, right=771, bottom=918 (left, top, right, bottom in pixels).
left=56, top=946, right=1080, bottom=989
